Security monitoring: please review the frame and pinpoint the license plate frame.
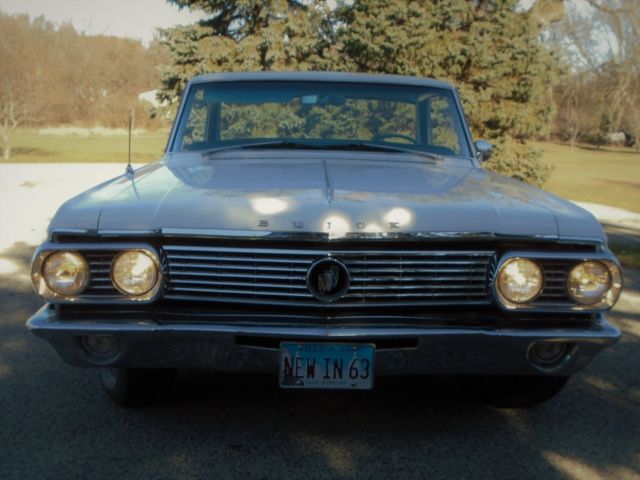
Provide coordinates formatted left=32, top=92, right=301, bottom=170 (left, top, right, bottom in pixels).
left=278, top=342, right=375, bottom=390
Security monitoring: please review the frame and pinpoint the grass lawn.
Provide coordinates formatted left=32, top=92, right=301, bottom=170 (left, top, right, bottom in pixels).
left=611, top=244, right=640, bottom=270
left=536, top=141, right=640, bottom=213
left=5, top=129, right=168, bottom=164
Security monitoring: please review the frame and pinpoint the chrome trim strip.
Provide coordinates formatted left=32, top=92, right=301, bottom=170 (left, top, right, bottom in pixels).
left=161, top=228, right=561, bottom=241
left=27, top=308, right=619, bottom=342
left=49, top=228, right=95, bottom=241
left=35, top=242, right=162, bottom=252
left=98, top=229, right=160, bottom=237
left=557, top=236, right=605, bottom=246
left=50, top=228, right=93, bottom=235
left=160, top=228, right=598, bottom=244
left=49, top=227, right=604, bottom=246
left=164, top=244, right=495, bottom=256
left=163, top=289, right=491, bottom=311
left=161, top=294, right=490, bottom=308
left=161, top=228, right=320, bottom=239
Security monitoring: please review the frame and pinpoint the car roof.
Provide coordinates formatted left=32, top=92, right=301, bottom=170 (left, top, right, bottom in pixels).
left=189, top=71, right=454, bottom=90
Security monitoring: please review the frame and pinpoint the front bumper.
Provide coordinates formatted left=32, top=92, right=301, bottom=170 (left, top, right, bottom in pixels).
left=27, top=306, right=620, bottom=376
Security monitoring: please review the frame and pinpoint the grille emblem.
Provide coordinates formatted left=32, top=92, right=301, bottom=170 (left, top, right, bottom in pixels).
left=306, top=258, right=350, bottom=303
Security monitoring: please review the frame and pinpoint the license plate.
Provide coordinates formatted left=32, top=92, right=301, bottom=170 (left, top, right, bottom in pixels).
left=279, top=342, right=375, bottom=390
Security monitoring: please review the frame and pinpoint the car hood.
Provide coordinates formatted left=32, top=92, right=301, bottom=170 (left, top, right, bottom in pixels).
left=50, top=151, right=604, bottom=242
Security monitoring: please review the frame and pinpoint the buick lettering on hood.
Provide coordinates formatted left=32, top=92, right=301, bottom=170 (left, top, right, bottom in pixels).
left=27, top=72, right=623, bottom=407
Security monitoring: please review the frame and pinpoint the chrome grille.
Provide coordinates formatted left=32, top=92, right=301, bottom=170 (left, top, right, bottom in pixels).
left=84, top=251, right=119, bottom=297
left=537, top=260, right=571, bottom=303
left=164, top=246, right=493, bottom=307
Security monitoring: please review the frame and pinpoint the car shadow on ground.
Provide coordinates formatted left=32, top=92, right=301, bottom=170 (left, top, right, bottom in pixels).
left=1, top=242, right=638, bottom=480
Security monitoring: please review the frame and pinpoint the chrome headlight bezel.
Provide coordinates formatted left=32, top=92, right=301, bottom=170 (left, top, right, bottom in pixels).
left=110, top=249, right=162, bottom=300
left=35, top=250, right=90, bottom=298
left=496, top=257, right=544, bottom=305
left=493, top=251, right=623, bottom=312
left=568, top=260, right=622, bottom=307
left=31, top=243, right=164, bottom=303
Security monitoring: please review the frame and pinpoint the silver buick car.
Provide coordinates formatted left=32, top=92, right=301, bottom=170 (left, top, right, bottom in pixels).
left=27, top=72, right=622, bottom=407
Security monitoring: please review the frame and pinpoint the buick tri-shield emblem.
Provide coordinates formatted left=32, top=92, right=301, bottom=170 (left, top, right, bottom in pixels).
left=306, top=258, right=350, bottom=303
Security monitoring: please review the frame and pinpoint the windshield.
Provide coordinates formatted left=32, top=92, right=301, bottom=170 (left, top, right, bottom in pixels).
left=172, top=81, right=471, bottom=158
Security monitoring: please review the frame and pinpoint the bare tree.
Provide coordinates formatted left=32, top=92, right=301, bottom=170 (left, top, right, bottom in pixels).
left=586, top=0, right=640, bottom=150
left=553, top=70, right=602, bottom=148
left=0, top=82, right=38, bottom=160
left=0, top=13, right=167, bottom=159
left=548, top=0, right=640, bottom=150
left=0, top=14, right=41, bottom=160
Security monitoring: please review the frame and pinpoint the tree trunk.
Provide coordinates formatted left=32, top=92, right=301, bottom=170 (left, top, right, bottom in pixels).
left=569, top=128, right=579, bottom=151
left=1, top=130, right=9, bottom=160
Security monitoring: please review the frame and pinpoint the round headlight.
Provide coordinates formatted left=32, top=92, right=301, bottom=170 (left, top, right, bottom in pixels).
left=568, top=261, right=612, bottom=305
left=43, top=251, right=90, bottom=296
left=497, top=258, right=544, bottom=304
left=111, top=250, right=159, bottom=296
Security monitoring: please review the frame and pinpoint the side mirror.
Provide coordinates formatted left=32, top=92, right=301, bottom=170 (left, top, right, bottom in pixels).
left=474, top=140, right=492, bottom=162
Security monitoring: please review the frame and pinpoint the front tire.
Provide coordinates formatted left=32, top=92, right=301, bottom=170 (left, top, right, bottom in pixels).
left=459, top=375, right=569, bottom=408
left=100, top=368, right=176, bottom=406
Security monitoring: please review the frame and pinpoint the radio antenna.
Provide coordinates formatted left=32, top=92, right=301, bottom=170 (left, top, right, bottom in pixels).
left=126, top=109, right=134, bottom=176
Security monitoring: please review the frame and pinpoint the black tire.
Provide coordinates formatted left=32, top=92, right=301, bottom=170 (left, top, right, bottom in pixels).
left=100, top=367, right=177, bottom=406
left=458, top=375, right=569, bottom=408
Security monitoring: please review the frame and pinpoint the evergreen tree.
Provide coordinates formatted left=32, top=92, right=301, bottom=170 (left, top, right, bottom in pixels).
left=159, top=0, right=559, bottom=185
left=335, top=0, right=557, bottom=185
left=158, top=1, right=335, bottom=104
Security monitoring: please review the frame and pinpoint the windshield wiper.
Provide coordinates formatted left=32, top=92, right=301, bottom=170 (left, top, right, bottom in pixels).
left=200, top=141, right=322, bottom=157
left=327, top=142, right=443, bottom=161
left=199, top=140, right=443, bottom=161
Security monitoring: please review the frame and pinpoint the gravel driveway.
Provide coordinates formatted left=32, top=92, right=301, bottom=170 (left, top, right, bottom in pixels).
left=0, top=164, right=638, bottom=480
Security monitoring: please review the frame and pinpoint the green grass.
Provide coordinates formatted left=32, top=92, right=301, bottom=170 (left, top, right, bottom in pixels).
left=536, top=141, right=640, bottom=213
left=5, top=129, right=168, bottom=164
left=609, top=243, right=640, bottom=270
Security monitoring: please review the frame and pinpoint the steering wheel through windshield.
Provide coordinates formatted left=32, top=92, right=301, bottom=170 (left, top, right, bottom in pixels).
left=372, top=133, right=418, bottom=144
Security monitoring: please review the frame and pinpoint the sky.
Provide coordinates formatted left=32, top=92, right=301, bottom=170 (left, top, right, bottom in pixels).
left=0, top=0, right=207, bottom=44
